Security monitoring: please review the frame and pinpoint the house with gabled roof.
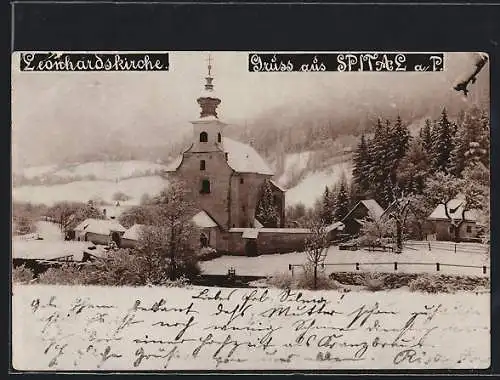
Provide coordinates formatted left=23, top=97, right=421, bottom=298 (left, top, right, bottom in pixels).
left=73, top=218, right=126, bottom=246
left=341, top=199, right=385, bottom=236
left=427, top=196, right=483, bottom=242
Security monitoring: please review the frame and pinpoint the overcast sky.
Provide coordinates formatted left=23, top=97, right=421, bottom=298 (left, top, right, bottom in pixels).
left=12, top=52, right=489, bottom=169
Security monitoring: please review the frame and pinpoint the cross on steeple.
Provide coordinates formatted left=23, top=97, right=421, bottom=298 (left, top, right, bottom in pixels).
left=206, top=53, right=213, bottom=77
left=204, top=53, right=215, bottom=92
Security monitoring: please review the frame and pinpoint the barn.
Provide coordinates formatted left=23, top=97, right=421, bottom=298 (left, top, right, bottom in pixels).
left=341, top=199, right=385, bottom=236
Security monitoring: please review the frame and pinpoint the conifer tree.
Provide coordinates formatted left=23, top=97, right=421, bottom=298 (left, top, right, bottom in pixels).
left=320, top=186, right=335, bottom=224
left=334, top=175, right=350, bottom=221
left=419, top=119, right=433, bottom=155
left=255, top=180, right=279, bottom=227
left=352, top=134, right=371, bottom=199
left=431, top=108, right=454, bottom=174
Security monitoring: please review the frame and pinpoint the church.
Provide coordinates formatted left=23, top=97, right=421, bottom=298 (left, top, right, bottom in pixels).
left=165, top=58, right=310, bottom=256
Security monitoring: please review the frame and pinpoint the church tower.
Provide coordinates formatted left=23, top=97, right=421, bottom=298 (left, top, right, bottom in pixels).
left=191, top=54, right=226, bottom=152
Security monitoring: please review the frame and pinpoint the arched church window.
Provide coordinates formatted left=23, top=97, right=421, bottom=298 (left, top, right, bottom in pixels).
left=200, top=160, right=206, bottom=170
left=200, top=131, right=208, bottom=142
left=201, top=179, right=211, bottom=194
left=217, top=132, right=222, bottom=143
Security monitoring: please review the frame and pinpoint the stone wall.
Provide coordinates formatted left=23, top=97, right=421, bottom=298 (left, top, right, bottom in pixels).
left=224, top=228, right=311, bottom=256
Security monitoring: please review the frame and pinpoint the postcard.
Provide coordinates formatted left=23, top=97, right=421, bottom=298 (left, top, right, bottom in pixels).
left=11, top=51, right=490, bottom=371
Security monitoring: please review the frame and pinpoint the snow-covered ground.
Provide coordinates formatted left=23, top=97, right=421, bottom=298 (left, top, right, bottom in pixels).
left=201, top=244, right=490, bottom=277
left=15, top=160, right=167, bottom=181
left=12, top=175, right=168, bottom=206
left=284, top=162, right=352, bottom=208
left=12, top=284, right=490, bottom=370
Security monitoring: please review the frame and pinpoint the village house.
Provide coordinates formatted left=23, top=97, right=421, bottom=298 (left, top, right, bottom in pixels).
left=73, top=218, right=126, bottom=246
left=341, top=199, right=385, bottom=236
left=164, top=58, right=311, bottom=256
left=427, top=197, right=483, bottom=242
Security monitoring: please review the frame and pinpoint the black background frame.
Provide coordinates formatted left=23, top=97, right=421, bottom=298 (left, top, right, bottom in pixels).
left=7, top=1, right=500, bottom=378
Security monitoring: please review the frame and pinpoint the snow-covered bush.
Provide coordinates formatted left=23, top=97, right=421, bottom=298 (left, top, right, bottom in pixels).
left=12, top=265, right=34, bottom=284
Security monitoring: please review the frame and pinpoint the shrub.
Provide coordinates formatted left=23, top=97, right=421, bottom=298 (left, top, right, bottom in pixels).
left=267, top=272, right=294, bottom=289
left=198, top=247, right=221, bottom=261
left=12, top=265, right=34, bottom=284
left=267, top=265, right=340, bottom=291
left=326, top=271, right=489, bottom=293
left=363, top=272, right=386, bottom=291
left=38, top=264, right=85, bottom=285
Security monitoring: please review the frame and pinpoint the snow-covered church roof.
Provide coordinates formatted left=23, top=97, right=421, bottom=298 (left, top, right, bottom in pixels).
left=164, top=137, right=274, bottom=176
left=222, top=137, right=274, bottom=175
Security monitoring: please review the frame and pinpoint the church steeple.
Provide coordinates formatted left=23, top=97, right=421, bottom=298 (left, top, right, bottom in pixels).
left=197, top=54, right=221, bottom=118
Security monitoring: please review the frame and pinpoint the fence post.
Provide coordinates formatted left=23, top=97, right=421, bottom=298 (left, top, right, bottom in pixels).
left=483, top=266, right=486, bottom=275
left=428, top=241, right=431, bottom=251
left=355, top=263, right=360, bottom=271
left=454, top=244, right=457, bottom=253
left=394, top=262, right=398, bottom=271
left=436, top=263, right=440, bottom=272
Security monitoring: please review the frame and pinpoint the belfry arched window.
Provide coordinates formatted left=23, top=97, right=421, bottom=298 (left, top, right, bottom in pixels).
left=217, top=132, right=222, bottom=143
left=200, top=131, right=208, bottom=142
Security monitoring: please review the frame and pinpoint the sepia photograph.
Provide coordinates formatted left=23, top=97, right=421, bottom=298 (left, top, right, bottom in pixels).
left=11, top=51, right=490, bottom=371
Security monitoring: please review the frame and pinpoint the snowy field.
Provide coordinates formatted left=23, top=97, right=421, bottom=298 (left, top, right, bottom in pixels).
left=12, top=284, right=489, bottom=371
left=201, top=244, right=490, bottom=277
left=15, top=160, right=168, bottom=181
left=285, top=162, right=352, bottom=208
left=12, top=175, right=168, bottom=206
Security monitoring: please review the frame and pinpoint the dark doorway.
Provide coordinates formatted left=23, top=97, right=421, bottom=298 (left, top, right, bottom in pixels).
left=200, top=232, right=209, bottom=247
left=245, top=239, right=258, bottom=257
left=111, top=231, right=121, bottom=247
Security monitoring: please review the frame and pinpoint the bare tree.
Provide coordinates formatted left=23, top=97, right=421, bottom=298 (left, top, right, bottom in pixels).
left=304, top=220, right=329, bottom=290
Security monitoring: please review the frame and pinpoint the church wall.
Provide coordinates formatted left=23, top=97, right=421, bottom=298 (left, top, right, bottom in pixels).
left=174, top=150, right=233, bottom=228
left=229, top=173, right=270, bottom=228
left=222, top=229, right=312, bottom=256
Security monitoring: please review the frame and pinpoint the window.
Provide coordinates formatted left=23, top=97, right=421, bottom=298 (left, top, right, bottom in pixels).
left=225, top=153, right=229, bottom=161
left=201, top=179, right=211, bottom=194
left=240, top=178, right=244, bottom=184
left=200, top=160, right=206, bottom=170
left=466, top=225, right=472, bottom=233
left=200, top=131, right=208, bottom=142
left=217, top=132, right=222, bottom=143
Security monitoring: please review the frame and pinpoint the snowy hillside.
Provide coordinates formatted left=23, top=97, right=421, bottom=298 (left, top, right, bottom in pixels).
left=12, top=176, right=168, bottom=206
left=284, top=161, right=352, bottom=208
left=14, top=160, right=167, bottom=181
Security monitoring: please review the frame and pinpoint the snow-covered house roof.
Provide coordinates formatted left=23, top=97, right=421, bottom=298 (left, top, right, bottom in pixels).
left=122, top=223, right=145, bottom=240
left=325, top=221, right=345, bottom=233
left=360, top=200, right=385, bottom=220
left=254, top=218, right=264, bottom=229
left=192, top=210, right=218, bottom=228
left=73, top=218, right=126, bottom=235
left=342, top=199, right=385, bottom=222
left=164, top=137, right=274, bottom=176
left=428, top=199, right=480, bottom=222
